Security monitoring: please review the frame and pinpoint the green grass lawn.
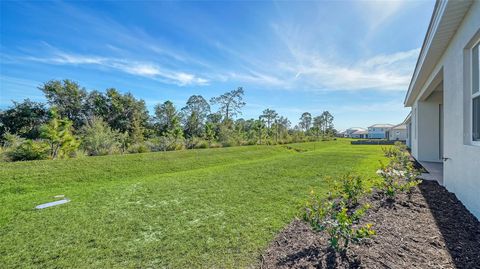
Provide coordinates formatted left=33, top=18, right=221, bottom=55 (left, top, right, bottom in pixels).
left=0, top=139, right=385, bottom=268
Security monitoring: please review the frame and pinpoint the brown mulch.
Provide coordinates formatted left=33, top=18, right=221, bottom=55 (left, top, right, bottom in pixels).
left=261, top=181, right=480, bottom=269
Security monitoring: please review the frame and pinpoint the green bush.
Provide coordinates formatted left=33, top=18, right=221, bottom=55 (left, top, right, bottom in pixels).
left=377, top=143, right=421, bottom=200
left=334, top=174, right=365, bottom=207
left=80, top=117, right=120, bottom=156
left=127, top=143, right=150, bottom=154
left=5, top=139, right=50, bottom=161
left=304, top=194, right=375, bottom=252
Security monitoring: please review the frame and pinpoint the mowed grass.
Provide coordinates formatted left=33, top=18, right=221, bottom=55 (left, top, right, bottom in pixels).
left=0, top=139, right=385, bottom=268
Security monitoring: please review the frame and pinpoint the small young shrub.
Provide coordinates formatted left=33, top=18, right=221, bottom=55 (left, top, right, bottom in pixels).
left=377, top=142, right=421, bottom=200
left=335, top=174, right=365, bottom=207
left=304, top=195, right=375, bottom=252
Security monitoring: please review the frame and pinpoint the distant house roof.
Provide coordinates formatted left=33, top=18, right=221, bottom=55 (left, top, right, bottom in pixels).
left=368, top=124, right=394, bottom=128
left=346, top=127, right=366, bottom=131
left=390, top=123, right=407, bottom=130
left=352, top=130, right=368, bottom=135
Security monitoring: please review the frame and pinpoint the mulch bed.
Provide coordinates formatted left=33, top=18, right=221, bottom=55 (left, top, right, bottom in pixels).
left=261, top=181, right=480, bottom=269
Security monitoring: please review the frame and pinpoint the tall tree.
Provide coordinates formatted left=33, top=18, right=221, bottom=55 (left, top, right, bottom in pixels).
left=104, top=88, right=149, bottom=141
left=313, top=115, right=323, bottom=139
left=181, top=95, right=210, bottom=138
left=0, top=99, right=49, bottom=140
left=260, top=108, right=278, bottom=129
left=210, top=87, right=246, bottom=121
left=299, top=112, right=312, bottom=131
left=40, top=79, right=87, bottom=129
left=154, top=101, right=180, bottom=135
left=320, top=111, right=334, bottom=134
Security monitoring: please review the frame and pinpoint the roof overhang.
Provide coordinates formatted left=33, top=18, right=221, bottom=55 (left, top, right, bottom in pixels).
left=404, top=0, right=473, bottom=107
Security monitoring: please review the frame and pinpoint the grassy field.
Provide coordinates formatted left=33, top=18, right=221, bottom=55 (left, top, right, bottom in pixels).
left=0, top=139, right=385, bottom=268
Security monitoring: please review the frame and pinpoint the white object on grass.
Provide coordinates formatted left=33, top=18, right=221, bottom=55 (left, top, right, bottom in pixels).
left=53, top=194, right=65, bottom=198
left=35, top=199, right=70, bottom=209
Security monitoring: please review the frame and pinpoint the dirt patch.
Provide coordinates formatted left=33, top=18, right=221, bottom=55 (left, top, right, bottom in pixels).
left=261, top=181, right=480, bottom=269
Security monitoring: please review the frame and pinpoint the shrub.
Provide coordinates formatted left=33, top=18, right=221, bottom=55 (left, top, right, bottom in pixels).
left=334, top=174, right=365, bottom=207
left=304, top=194, right=375, bottom=252
left=127, top=142, right=150, bottom=153
left=40, top=109, right=79, bottom=159
left=80, top=117, right=120, bottom=156
left=377, top=143, right=421, bottom=200
left=4, top=139, right=50, bottom=161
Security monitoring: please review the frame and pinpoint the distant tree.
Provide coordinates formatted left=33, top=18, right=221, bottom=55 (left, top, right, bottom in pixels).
left=154, top=101, right=179, bottom=135
left=299, top=112, right=312, bottom=131
left=210, top=87, right=246, bottom=121
left=83, top=90, right=109, bottom=119
left=204, top=122, right=216, bottom=144
left=40, top=109, right=79, bottom=159
left=260, top=108, right=278, bottom=129
left=320, top=111, right=334, bottom=135
left=181, top=95, right=210, bottom=138
left=276, top=116, right=291, bottom=141
left=312, top=116, right=323, bottom=139
left=104, top=88, right=149, bottom=140
left=252, top=118, right=266, bottom=144
left=0, top=99, right=49, bottom=141
left=40, top=80, right=87, bottom=129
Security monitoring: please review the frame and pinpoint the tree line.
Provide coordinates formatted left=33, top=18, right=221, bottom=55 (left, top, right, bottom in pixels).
left=0, top=79, right=336, bottom=161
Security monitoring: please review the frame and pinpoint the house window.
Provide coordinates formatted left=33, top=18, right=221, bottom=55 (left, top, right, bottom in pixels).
left=473, top=43, right=480, bottom=142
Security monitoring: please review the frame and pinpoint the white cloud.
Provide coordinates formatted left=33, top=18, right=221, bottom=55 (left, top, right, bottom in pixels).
left=23, top=49, right=209, bottom=87
left=266, top=47, right=420, bottom=92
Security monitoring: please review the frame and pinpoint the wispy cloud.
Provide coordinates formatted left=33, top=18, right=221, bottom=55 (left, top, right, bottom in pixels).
left=284, top=47, right=419, bottom=91
left=22, top=48, right=209, bottom=86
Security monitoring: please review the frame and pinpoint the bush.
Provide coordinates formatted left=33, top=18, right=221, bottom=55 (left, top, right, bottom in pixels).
left=127, top=143, right=150, bottom=154
left=80, top=117, right=120, bottom=156
left=334, top=174, right=365, bottom=207
left=304, top=194, right=375, bottom=252
left=4, top=139, right=50, bottom=161
left=377, top=143, right=421, bottom=200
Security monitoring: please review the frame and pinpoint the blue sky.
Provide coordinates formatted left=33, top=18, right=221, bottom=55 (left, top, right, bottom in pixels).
left=0, top=1, right=434, bottom=130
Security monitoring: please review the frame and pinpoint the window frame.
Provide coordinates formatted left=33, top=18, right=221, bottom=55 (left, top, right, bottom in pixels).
left=471, top=41, right=480, bottom=145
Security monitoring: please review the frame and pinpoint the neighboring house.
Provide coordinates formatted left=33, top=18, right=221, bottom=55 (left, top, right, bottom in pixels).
left=345, top=127, right=366, bottom=138
left=404, top=0, right=479, bottom=218
left=386, top=124, right=407, bottom=141
left=351, top=130, right=368, bottom=139
left=336, top=130, right=346, bottom=137
left=367, top=124, right=394, bottom=139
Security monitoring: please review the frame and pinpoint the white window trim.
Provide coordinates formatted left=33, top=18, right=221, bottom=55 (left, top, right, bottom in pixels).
left=471, top=41, right=480, bottom=146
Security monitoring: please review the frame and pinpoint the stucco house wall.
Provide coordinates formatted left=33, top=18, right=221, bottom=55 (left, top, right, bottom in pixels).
left=408, top=1, right=480, bottom=218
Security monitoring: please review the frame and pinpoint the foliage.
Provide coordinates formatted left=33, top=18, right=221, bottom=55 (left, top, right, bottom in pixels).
left=299, top=112, right=312, bottom=131
left=377, top=143, right=421, bottom=200
left=334, top=174, right=366, bottom=207
left=3, top=139, right=50, bottom=161
left=210, top=87, right=246, bottom=121
left=80, top=117, right=120, bottom=156
left=304, top=193, right=375, bottom=252
left=40, top=79, right=87, bottom=129
left=40, top=109, right=80, bottom=159
left=0, top=99, right=49, bottom=141
left=154, top=101, right=178, bottom=135
left=181, top=95, right=210, bottom=138
left=2, top=79, right=337, bottom=161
